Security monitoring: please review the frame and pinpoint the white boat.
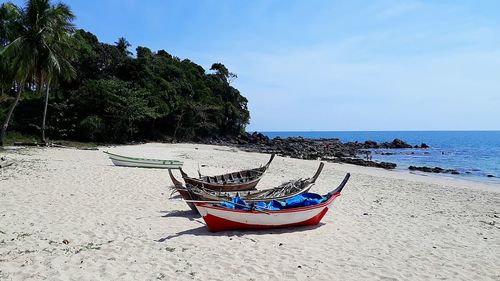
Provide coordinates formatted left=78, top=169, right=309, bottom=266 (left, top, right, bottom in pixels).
left=103, top=151, right=182, bottom=169
left=192, top=173, right=350, bottom=232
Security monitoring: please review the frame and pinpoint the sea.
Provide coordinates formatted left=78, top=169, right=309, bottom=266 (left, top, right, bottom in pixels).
left=262, top=131, right=500, bottom=184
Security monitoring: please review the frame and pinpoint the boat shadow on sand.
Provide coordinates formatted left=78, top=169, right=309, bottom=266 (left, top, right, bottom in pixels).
left=156, top=223, right=325, bottom=242
left=160, top=210, right=201, bottom=220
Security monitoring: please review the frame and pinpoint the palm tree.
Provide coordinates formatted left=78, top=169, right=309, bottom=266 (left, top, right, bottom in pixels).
left=3, top=0, right=76, bottom=144
left=0, top=2, right=23, bottom=146
left=115, top=37, right=132, bottom=57
left=0, top=2, right=22, bottom=46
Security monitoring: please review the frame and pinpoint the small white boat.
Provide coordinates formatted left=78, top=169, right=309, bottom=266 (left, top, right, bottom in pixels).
left=193, top=173, right=350, bottom=232
left=103, top=151, right=182, bottom=169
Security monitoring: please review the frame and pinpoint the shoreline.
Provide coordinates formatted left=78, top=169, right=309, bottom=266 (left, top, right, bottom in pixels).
left=5, top=130, right=498, bottom=183
left=329, top=161, right=500, bottom=193
left=2, top=142, right=499, bottom=192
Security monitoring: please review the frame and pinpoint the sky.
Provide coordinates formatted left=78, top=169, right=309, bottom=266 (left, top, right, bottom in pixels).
left=10, top=0, right=500, bottom=131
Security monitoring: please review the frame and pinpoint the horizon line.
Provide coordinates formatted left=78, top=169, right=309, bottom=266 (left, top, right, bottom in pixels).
left=249, top=129, right=500, bottom=133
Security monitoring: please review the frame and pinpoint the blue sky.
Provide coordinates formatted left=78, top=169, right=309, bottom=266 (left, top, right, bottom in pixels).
left=11, top=0, right=500, bottom=131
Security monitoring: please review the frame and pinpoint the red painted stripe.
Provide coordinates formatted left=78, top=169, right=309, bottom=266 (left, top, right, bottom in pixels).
left=202, top=207, right=330, bottom=232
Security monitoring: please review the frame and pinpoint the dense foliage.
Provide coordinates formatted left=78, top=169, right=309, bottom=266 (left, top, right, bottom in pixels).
left=0, top=1, right=250, bottom=144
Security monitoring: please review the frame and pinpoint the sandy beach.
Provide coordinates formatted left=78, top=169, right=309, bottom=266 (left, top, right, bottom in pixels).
left=0, top=143, right=499, bottom=281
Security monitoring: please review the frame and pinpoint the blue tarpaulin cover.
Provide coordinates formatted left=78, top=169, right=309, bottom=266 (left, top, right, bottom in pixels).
left=218, top=193, right=326, bottom=211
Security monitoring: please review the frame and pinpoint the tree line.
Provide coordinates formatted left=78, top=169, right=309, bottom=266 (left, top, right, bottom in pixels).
left=0, top=0, right=250, bottom=145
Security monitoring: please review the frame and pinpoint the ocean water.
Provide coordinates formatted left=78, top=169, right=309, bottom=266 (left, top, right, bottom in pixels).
left=262, top=131, right=500, bottom=184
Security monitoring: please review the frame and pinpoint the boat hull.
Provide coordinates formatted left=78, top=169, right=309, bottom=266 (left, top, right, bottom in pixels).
left=180, top=154, right=275, bottom=191
left=183, top=177, right=260, bottom=191
left=195, top=193, right=340, bottom=232
left=175, top=188, right=198, bottom=212
left=109, top=158, right=182, bottom=169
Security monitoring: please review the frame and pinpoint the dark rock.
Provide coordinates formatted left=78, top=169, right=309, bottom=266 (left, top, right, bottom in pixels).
left=239, top=133, right=249, bottom=142
left=432, top=167, right=444, bottom=173
left=409, top=166, right=459, bottom=175
left=379, top=161, right=398, bottom=169
left=330, top=157, right=396, bottom=169
left=487, top=174, right=495, bottom=178
left=363, top=140, right=378, bottom=148
left=381, top=138, right=413, bottom=149
left=196, top=133, right=422, bottom=170
left=334, top=151, right=350, bottom=158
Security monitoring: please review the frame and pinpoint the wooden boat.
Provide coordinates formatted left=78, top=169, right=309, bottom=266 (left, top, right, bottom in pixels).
left=170, top=162, right=325, bottom=203
left=104, top=151, right=183, bottom=169
left=178, top=154, right=275, bottom=192
left=191, top=173, right=350, bottom=232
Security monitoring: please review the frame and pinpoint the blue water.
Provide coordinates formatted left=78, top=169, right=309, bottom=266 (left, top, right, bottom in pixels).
left=262, top=131, right=500, bottom=184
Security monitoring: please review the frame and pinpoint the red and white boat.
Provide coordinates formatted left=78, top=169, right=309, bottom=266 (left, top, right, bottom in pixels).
left=193, top=173, right=350, bottom=232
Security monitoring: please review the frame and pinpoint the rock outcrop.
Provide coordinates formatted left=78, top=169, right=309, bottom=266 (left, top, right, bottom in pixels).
left=408, top=166, right=460, bottom=175
left=197, top=133, right=439, bottom=169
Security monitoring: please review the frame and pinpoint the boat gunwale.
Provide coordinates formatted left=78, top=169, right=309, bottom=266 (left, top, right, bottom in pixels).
left=104, top=151, right=183, bottom=164
left=184, top=175, right=261, bottom=188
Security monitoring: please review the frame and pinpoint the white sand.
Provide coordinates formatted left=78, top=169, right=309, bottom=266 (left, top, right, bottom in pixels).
left=1, top=143, right=499, bottom=281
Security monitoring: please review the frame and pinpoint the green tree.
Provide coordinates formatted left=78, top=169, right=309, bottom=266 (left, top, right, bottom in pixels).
left=115, top=37, right=131, bottom=57
left=1, top=19, right=251, bottom=144
left=2, top=0, right=76, bottom=144
left=0, top=2, right=22, bottom=46
left=0, top=2, right=23, bottom=146
left=210, top=62, right=237, bottom=84
left=71, top=79, right=158, bottom=142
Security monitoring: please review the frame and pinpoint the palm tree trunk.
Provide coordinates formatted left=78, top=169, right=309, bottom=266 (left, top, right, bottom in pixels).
left=37, top=73, right=43, bottom=97
left=0, top=82, right=24, bottom=147
left=41, top=83, right=50, bottom=144
left=173, top=110, right=184, bottom=142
